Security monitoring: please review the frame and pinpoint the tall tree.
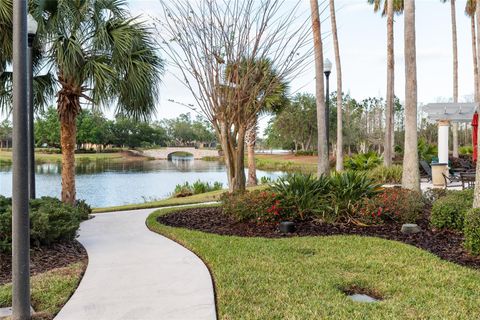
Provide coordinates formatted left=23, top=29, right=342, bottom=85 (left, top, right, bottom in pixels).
left=32, top=0, right=163, bottom=204
left=402, top=0, right=420, bottom=191
left=310, top=0, right=329, bottom=176
left=466, top=0, right=479, bottom=102
left=329, top=0, right=344, bottom=171
left=159, top=0, right=310, bottom=192
left=442, top=0, right=459, bottom=157
left=368, top=0, right=404, bottom=167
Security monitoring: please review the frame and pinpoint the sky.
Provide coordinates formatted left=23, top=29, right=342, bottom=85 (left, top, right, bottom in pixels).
left=127, top=0, right=477, bottom=134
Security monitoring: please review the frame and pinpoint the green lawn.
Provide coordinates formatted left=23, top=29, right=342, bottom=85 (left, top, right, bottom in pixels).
left=0, top=262, right=86, bottom=319
left=254, top=154, right=317, bottom=173
left=0, top=150, right=126, bottom=164
left=93, top=185, right=266, bottom=213
left=147, top=206, right=480, bottom=320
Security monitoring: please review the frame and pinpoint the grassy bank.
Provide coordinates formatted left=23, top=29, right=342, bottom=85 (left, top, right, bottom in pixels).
left=254, top=154, right=317, bottom=173
left=0, top=262, right=86, bottom=319
left=148, top=206, right=480, bottom=320
left=93, top=185, right=267, bottom=213
left=0, top=150, right=129, bottom=164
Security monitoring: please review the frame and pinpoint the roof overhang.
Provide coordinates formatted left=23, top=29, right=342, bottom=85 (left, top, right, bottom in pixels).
left=423, top=103, right=478, bottom=123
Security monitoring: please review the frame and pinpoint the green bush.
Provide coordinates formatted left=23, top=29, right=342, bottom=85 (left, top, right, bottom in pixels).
left=430, top=189, right=473, bottom=231
left=0, top=196, right=90, bottom=253
left=357, top=188, right=425, bottom=224
left=464, top=208, right=480, bottom=255
left=326, top=171, right=382, bottom=221
left=344, top=152, right=382, bottom=171
left=366, top=165, right=403, bottom=184
left=271, top=174, right=330, bottom=219
left=459, top=146, right=473, bottom=155
left=221, top=190, right=285, bottom=222
left=173, top=180, right=223, bottom=197
left=418, top=138, right=438, bottom=163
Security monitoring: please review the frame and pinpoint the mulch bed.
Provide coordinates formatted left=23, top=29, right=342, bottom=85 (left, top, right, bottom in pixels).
left=0, top=241, right=87, bottom=285
left=158, top=207, right=480, bottom=269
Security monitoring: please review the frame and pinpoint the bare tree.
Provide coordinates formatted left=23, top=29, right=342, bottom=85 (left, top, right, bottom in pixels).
left=310, top=0, right=329, bottom=176
left=402, top=0, right=420, bottom=192
left=329, top=0, right=343, bottom=171
left=158, top=0, right=311, bottom=192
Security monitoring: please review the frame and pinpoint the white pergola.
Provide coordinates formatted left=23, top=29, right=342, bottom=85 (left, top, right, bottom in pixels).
left=423, top=103, right=477, bottom=164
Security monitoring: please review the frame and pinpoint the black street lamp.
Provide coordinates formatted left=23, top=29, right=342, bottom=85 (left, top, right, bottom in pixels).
left=27, top=14, right=38, bottom=200
left=324, top=58, right=332, bottom=156
left=12, top=2, right=31, bottom=319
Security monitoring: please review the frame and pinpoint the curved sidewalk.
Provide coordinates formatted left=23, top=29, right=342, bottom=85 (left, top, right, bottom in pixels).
left=55, top=208, right=217, bottom=320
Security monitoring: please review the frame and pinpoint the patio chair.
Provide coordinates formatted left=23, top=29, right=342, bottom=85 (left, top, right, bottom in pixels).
left=460, top=172, right=476, bottom=190
left=442, top=173, right=463, bottom=189
left=419, top=160, right=432, bottom=182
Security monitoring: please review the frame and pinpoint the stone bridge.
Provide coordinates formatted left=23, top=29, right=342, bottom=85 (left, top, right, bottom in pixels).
left=142, top=147, right=219, bottom=160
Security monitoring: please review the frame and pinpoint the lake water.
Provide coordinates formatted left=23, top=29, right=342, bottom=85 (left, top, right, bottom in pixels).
left=0, top=157, right=283, bottom=208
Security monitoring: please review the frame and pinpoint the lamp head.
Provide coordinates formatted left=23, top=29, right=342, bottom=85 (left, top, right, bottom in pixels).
left=27, top=14, right=38, bottom=36
left=323, top=58, right=332, bottom=74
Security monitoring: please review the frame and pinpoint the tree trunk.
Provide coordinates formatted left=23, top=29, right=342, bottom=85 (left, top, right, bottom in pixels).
left=451, top=0, right=459, bottom=158
left=219, top=120, right=247, bottom=193
left=246, top=120, right=257, bottom=186
left=474, top=0, right=480, bottom=207
left=329, top=0, right=344, bottom=172
left=310, top=0, right=329, bottom=176
left=60, top=113, right=77, bottom=204
left=402, top=0, right=420, bottom=192
left=384, top=0, right=394, bottom=167
left=472, top=15, right=479, bottom=103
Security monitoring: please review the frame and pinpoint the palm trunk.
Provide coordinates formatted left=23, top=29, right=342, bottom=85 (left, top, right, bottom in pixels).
left=246, top=120, right=257, bottom=186
left=472, top=15, right=479, bottom=102
left=474, top=0, right=480, bottom=207
left=310, top=0, right=329, bottom=176
left=60, top=112, right=77, bottom=204
left=384, top=0, right=394, bottom=167
left=402, top=0, right=420, bottom=192
left=451, top=0, right=459, bottom=158
left=329, top=0, right=343, bottom=172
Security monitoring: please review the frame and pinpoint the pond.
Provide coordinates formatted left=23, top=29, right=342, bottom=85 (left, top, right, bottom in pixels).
left=0, top=156, right=283, bottom=208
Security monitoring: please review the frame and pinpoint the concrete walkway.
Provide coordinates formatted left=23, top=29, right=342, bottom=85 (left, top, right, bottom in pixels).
left=55, top=208, right=217, bottom=320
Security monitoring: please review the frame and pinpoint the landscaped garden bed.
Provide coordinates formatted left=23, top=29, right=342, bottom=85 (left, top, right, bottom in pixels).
left=158, top=206, right=480, bottom=269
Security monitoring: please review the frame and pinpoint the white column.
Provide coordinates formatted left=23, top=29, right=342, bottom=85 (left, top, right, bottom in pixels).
left=438, top=120, right=450, bottom=164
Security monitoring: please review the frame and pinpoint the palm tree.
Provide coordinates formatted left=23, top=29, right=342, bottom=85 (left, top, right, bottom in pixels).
left=329, top=0, right=344, bottom=171
left=31, top=0, right=163, bottom=204
left=402, top=0, right=420, bottom=192
left=442, top=0, right=459, bottom=158
left=310, top=0, right=329, bottom=176
left=368, top=0, right=404, bottom=167
left=466, top=0, right=479, bottom=102
left=244, top=60, right=288, bottom=186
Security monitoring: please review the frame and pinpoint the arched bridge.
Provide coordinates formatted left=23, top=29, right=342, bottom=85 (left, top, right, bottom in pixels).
left=142, top=147, right=219, bottom=160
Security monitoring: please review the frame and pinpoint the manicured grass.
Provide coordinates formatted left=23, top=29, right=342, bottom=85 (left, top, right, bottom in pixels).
left=93, top=185, right=266, bottom=213
left=0, top=262, right=86, bottom=319
left=254, top=154, right=317, bottom=173
left=0, top=150, right=126, bottom=164
left=148, top=206, right=480, bottom=320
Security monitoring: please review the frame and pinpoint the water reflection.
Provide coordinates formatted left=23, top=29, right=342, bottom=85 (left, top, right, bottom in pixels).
left=0, top=157, right=282, bottom=208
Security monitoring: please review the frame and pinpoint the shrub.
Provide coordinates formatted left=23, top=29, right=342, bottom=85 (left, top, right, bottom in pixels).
left=357, top=188, right=425, bottom=224
left=366, top=165, right=402, bottom=184
left=418, top=138, right=438, bottom=163
left=460, top=146, right=473, bottom=155
left=423, top=188, right=448, bottom=204
left=326, top=171, right=382, bottom=221
left=221, top=190, right=286, bottom=223
left=344, top=152, right=382, bottom=171
left=430, top=189, right=473, bottom=231
left=464, top=208, right=480, bottom=255
left=0, top=196, right=90, bottom=253
left=173, top=180, right=223, bottom=197
left=271, top=174, right=330, bottom=219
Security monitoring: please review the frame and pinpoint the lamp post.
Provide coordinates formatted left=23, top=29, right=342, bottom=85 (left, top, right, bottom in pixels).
left=324, top=58, right=332, bottom=156
left=27, top=14, right=38, bottom=200
left=12, top=2, right=30, bottom=319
